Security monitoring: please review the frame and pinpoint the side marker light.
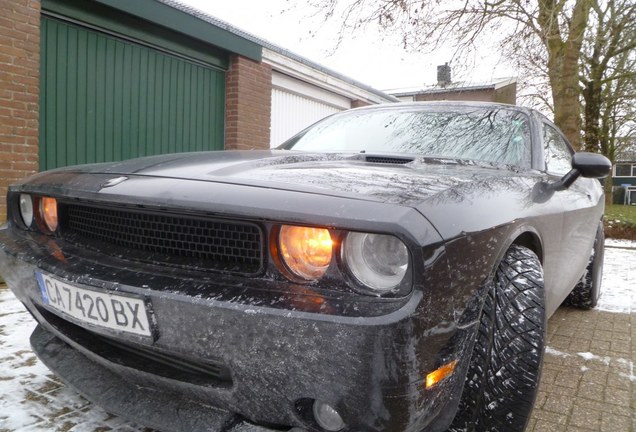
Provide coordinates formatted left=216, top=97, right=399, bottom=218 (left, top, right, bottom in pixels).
left=425, top=360, right=458, bottom=389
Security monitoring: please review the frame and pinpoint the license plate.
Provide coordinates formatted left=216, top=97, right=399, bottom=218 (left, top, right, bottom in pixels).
left=35, top=272, right=152, bottom=337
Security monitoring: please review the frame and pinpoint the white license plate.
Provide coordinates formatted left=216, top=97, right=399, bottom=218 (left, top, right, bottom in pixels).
left=35, top=272, right=152, bottom=337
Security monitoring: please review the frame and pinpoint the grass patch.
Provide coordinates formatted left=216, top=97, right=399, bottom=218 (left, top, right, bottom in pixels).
left=605, top=204, right=636, bottom=240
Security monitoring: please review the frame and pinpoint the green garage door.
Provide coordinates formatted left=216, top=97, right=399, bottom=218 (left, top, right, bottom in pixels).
left=40, top=17, right=226, bottom=170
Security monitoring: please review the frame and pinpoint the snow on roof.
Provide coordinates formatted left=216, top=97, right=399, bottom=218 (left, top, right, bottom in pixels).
left=387, top=77, right=517, bottom=97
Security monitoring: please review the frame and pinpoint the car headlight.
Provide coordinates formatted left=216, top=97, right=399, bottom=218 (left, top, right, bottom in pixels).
left=278, top=225, right=333, bottom=280
left=19, top=194, right=34, bottom=228
left=342, top=232, right=409, bottom=293
left=40, top=196, right=58, bottom=232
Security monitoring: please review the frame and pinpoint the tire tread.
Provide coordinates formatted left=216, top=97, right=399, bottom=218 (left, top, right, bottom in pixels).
left=448, top=244, right=545, bottom=432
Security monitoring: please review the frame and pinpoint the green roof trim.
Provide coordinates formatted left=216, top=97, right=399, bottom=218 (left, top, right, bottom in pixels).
left=42, top=0, right=262, bottom=68
left=93, top=0, right=262, bottom=61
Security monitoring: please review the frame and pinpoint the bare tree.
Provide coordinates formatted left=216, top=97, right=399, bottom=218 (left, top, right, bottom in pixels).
left=581, top=0, right=636, bottom=157
left=502, top=0, right=635, bottom=161
left=303, top=0, right=594, bottom=148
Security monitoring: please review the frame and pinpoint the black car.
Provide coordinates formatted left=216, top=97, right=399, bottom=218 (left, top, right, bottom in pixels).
left=0, top=102, right=610, bottom=432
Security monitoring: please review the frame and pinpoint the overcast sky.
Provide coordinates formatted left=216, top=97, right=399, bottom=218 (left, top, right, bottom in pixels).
left=179, top=0, right=516, bottom=92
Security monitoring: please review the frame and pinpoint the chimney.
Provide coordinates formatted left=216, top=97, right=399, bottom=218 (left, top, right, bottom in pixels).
left=437, top=63, right=451, bottom=87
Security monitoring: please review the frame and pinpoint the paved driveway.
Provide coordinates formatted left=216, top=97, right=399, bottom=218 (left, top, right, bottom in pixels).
left=1, top=241, right=634, bottom=431
left=528, top=241, right=636, bottom=432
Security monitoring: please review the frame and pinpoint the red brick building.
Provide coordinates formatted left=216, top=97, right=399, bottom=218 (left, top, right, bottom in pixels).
left=0, top=0, right=40, bottom=220
left=388, top=64, right=517, bottom=105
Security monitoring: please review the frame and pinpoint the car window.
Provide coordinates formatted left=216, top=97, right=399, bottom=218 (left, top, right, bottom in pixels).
left=543, top=125, right=573, bottom=175
left=280, top=107, right=532, bottom=167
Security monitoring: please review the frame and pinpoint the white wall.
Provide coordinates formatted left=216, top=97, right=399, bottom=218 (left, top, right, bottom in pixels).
left=270, top=72, right=350, bottom=147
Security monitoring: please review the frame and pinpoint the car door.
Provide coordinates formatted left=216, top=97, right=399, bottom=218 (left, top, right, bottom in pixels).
left=541, top=122, right=602, bottom=310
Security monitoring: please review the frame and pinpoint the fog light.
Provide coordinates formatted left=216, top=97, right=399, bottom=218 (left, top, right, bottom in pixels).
left=19, top=194, right=33, bottom=227
left=312, top=400, right=344, bottom=431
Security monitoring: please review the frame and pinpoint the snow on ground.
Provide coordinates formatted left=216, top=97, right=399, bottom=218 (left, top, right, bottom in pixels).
left=605, top=238, right=636, bottom=250
left=597, top=241, right=636, bottom=314
left=0, top=288, right=148, bottom=431
left=0, top=240, right=634, bottom=430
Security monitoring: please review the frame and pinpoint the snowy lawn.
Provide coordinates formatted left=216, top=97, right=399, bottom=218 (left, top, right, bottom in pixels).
left=1, top=241, right=634, bottom=431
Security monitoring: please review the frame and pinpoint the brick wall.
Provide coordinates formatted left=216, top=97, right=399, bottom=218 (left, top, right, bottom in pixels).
left=225, top=55, right=272, bottom=150
left=0, top=0, right=40, bottom=220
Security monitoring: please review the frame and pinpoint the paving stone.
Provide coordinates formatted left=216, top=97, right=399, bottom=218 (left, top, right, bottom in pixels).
left=533, top=419, right=566, bottom=432
left=568, top=338, right=591, bottom=352
left=580, top=369, right=608, bottom=385
left=532, top=409, right=568, bottom=425
left=542, top=393, right=573, bottom=415
left=568, top=406, right=602, bottom=430
left=607, top=373, right=632, bottom=390
left=554, top=371, right=581, bottom=389
left=589, top=339, right=611, bottom=351
left=600, top=412, right=632, bottom=432
left=604, top=387, right=631, bottom=406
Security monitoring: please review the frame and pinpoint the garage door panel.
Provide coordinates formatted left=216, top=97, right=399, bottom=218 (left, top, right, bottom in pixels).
left=270, top=88, right=345, bottom=147
left=40, top=17, right=225, bottom=170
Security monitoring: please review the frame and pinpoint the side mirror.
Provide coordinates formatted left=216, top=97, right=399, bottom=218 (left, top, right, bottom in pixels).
left=571, top=152, right=612, bottom=179
left=548, top=152, right=612, bottom=191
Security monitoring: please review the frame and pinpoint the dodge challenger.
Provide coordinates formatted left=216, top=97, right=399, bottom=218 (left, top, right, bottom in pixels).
left=0, top=102, right=611, bottom=432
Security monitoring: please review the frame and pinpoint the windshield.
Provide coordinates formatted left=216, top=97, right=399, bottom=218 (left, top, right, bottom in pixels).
left=280, top=106, right=532, bottom=167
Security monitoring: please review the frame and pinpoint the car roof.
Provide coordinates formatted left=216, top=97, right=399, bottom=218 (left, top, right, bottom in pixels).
left=349, top=101, right=535, bottom=117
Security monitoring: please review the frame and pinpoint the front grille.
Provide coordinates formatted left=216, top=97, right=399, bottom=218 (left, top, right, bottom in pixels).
left=59, top=203, right=264, bottom=275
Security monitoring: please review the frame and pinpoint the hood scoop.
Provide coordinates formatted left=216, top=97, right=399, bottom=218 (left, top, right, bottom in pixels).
left=364, top=155, right=414, bottom=165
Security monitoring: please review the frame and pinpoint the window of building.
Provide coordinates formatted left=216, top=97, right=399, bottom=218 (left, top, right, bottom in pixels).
left=615, top=163, right=636, bottom=177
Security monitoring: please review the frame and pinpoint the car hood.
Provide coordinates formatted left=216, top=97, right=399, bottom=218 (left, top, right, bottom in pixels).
left=35, top=150, right=532, bottom=208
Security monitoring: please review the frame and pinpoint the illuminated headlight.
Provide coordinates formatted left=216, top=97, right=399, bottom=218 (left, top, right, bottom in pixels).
left=278, top=225, right=333, bottom=280
left=40, top=197, right=58, bottom=232
left=342, top=232, right=409, bottom=293
left=19, top=194, right=34, bottom=227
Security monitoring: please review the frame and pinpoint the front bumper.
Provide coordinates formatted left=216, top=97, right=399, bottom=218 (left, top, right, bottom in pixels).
left=0, top=227, right=478, bottom=432
left=31, top=324, right=273, bottom=431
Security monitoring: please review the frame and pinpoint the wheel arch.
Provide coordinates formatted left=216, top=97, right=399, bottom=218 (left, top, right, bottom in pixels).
left=512, top=230, right=544, bottom=265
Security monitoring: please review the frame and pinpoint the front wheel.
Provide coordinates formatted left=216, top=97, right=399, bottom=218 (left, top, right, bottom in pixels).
left=448, top=244, right=545, bottom=432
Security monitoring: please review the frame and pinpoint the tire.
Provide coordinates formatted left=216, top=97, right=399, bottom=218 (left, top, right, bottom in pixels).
left=563, top=222, right=604, bottom=309
left=448, top=244, right=545, bottom=432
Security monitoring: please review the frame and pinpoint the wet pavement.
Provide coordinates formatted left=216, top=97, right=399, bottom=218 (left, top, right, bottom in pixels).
left=0, top=242, right=634, bottom=432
